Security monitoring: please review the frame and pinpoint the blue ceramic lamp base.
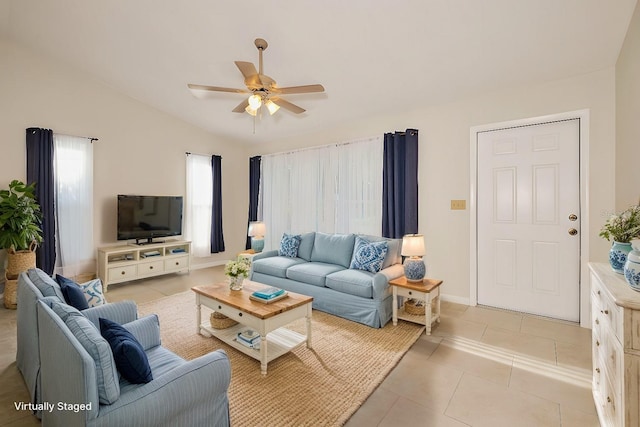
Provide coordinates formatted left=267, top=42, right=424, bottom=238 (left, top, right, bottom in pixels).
left=251, top=237, right=264, bottom=253
left=404, top=257, right=425, bottom=282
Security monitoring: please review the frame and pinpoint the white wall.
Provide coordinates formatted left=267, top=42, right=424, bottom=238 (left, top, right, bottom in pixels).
left=616, top=2, right=640, bottom=210
left=249, top=68, right=616, bottom=302
left=0, top=38, right=249, bottom=275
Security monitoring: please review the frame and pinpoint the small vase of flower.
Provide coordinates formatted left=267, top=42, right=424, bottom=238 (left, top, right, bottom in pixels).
left=600, top=205, right=640, bottom=274
left=224, top=258, right=251, bottom=290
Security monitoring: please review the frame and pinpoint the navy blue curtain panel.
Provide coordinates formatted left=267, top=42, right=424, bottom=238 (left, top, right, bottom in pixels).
left=246, top=156, right=261, bottom=250
left=25, top=127, right=56, bottom=274
left=210, top=155, right=225, bottom=253
left=382, top=129, right=419, bottom=238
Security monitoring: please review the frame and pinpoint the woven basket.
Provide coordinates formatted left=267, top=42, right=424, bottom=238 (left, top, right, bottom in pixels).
left=210, top=312, right=238, bottom=329
left=404, top=299, right=426, bottom=316
left=4, top=273, right=18, bottom=309
left=6, top=247, right=36, bottom=280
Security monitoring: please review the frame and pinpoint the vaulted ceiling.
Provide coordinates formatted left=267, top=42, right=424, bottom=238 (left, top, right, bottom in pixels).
left=1, top=0, right=636, bottom=144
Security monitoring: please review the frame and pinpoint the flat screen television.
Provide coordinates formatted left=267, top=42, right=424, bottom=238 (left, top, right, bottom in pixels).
left=117, top=195, right=183, bottom=244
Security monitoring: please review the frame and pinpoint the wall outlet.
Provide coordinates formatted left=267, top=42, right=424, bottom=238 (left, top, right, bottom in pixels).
left=451, top=199, right=466, bottom=210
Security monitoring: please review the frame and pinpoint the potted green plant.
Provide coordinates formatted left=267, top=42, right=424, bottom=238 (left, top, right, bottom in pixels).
left=0, top=180, right=43, bottom=279
left=600, top=204, right=640, bottom=274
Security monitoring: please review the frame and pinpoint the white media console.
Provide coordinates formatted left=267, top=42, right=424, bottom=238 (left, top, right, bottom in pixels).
left=97, top=240, right=191, bottom=292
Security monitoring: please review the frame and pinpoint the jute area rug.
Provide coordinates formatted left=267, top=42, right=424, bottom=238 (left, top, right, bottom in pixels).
left=139, top=291, right=424, bottom=427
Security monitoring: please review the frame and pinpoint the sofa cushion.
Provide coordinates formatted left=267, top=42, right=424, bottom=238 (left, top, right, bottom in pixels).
left=100, top=318, right=153, bottom=384
left=359, top=235, right=402, bottom=269
left=310, top=233, right=355, bottom=268
left=350, top=236, right=388, bottom=273
left=56, top=275, right=90, bottom=310
left=27, top=268, right=65, bottom=301
left=279, top=233, right=301, bottom=258
left=286, top=262, right=345, bottom=287
left=297, top=232, right=316, bottom=261
left=252, top=256, right=307, bottom=278
left=52, top=301, right=120, bottom=404
left=325, top=269, right=375, bottom=299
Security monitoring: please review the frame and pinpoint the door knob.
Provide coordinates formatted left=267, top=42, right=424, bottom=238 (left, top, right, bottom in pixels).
left=569, top=214, right=578, bottom=221
left=568, top=228, right=578, bottom=236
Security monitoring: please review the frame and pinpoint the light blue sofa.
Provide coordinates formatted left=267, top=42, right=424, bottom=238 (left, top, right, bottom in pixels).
left=250, top=232, right=404, bottom=328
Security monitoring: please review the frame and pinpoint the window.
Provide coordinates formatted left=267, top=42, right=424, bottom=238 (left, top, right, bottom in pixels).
left=185, top=153, right=213, bottom=257
left=259, top=136, right=383, bottom=249
left=53, top=134, right=94, bottom=277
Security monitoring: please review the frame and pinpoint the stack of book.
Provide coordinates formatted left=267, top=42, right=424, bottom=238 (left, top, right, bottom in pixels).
left=250, top=287, right=288, bottom=303
left=236, top=329, right=260, bottom=349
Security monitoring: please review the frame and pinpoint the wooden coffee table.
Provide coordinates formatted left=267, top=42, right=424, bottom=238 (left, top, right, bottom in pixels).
left=192, top=280, right=313, bottom=375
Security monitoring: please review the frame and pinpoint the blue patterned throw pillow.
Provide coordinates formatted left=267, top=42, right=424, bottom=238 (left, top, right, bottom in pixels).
left=350, top=236, right=389, bottom=273
left=279, top=233, right=302, bottom=258
left=81, top=279, right=106, bottom=307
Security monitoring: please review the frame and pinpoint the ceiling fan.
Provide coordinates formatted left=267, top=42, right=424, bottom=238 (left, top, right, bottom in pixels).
left=188, top=38, right=325, bottom=116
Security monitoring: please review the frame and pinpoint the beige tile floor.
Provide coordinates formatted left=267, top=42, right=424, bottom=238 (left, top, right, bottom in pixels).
left=0, top=267, right=599, bottom=426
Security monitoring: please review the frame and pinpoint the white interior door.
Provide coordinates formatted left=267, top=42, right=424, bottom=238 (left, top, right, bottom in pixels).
left=477, top=119, right=580, bottom=321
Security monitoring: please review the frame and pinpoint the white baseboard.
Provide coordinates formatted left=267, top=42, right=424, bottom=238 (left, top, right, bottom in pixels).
left=440, top=293, right=470, bottom=306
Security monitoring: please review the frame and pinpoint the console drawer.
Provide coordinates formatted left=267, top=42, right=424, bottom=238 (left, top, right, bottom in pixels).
left=108, top=265, right=137, bottom=283
left=138, top=260, right=164, bottom=277
left=164, top=255, right=189, bottom=272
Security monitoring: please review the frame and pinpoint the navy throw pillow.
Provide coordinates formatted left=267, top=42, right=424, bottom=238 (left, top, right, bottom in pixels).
left=99, top=318, right=153, bottom=384
left=56, top=275, right=90, bottom=310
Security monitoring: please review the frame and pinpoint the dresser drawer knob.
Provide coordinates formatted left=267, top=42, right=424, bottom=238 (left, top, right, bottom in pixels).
left=607, top=396, right=612, bottom=403
left=595, top=319, right=599, bottom=325
left=601, top=309, right=609, bottom=315
left=150, top=266, right=154, bottom=269
left=176, top=262, right=180, bottom=266
left=596, top=367, right=600, bottom=373
left=121, top=271, right=126, bottom=275
left=596, top=340, right=600, bottom=346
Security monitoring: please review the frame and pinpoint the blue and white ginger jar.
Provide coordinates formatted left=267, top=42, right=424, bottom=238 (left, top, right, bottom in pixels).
left=623, top=239, right=640, bottom=291
left=610, top=241, right=632, bottom=274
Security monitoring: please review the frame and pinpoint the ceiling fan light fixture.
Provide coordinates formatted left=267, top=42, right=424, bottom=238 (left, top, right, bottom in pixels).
left=265, top=99, right=280, bottom=115
left=248, top=94, right=262, bottom=110
left=244, top=105, right=258, bottom=116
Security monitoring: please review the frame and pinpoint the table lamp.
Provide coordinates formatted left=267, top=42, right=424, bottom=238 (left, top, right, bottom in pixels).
left=401, top=234, right=426, bottom=282
left=248, top=221, right=266, bottom=253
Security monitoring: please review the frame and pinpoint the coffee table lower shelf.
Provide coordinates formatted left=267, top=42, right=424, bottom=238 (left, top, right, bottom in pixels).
left=200, top=322, right=307, bottom=367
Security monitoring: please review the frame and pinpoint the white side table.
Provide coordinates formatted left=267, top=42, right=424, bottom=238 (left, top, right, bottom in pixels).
left=238, top=250, right=257, bottom=262
left=389, top=276, right=443, bottom=335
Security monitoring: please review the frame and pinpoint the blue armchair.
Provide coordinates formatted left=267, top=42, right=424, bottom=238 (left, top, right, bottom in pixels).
left=16, top=269, right=138, bottom=418
left=37, top=300, right=231, bottom=426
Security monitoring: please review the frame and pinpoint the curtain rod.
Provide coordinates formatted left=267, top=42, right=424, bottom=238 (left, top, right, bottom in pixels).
left=260, top=135, right=382, bottom=158
left=185, top=152, right=222, bottom=158
left=53, top=131, right=98, bottom=142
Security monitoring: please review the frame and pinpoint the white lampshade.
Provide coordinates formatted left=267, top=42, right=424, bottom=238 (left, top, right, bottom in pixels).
left=248, top=94, right=262, bottom=109
left=244, top=105, right=258, bottom=116
left=248, top=221, right=266, bottom=238
left=265, top=99, right=280, bottom=115
left=401, top=234, right=425, bottom=257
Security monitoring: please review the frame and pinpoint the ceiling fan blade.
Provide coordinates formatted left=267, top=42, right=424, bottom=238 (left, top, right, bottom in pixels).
left=187, top=84, right=248, bottom=94
left=234, top=61, right=259, bottom=79
left=232, top=99, right=249, bottom=113
left=271, top=84, right=325, bottom=95
left=271, top=97, right=306, bottom=114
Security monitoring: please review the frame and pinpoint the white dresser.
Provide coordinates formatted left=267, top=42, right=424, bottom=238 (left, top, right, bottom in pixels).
left=590, top=262, right=640, bottom=426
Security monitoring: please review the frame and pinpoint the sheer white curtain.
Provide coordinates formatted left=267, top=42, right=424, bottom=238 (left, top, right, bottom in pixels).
left=53, top=134, right=94, bottom=278
left=185, top=154, right=213, bottom=257
left=259, top=136, right=383, bottom=250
